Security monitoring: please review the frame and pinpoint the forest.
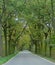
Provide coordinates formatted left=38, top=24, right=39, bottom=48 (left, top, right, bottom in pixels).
left=0, top=0, right=55, bottom=64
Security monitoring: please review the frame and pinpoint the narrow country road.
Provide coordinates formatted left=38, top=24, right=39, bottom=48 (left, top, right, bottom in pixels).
left=3, top=50, right=55, bottom=65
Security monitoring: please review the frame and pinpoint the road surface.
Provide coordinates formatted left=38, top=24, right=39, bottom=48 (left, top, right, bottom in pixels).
left=3, top=50, right=55, bottom=65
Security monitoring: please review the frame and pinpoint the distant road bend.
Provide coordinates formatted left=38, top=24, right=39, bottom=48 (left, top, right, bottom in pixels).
left=3, top=50, right=55, bottom=65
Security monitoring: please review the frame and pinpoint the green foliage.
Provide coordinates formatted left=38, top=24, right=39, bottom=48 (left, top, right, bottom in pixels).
left=0, top=54, right=16, bottom=64
left=0, top=0, right=55, bottom=58
left=19, top=34, right=31, bottom=50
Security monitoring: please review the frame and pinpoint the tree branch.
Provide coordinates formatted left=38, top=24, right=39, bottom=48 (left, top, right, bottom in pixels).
left=14, top=23, right=27, bottom=43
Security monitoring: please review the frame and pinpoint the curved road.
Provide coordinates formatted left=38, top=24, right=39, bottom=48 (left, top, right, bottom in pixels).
left=3, top=50, right=55, bottom=65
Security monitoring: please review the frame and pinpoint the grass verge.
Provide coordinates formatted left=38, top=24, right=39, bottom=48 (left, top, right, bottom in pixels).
left=43, top=56, right=55, bottom=62
left=38, top=54, right=55, bottom=63
left=0, top=53, right=16, bottom=65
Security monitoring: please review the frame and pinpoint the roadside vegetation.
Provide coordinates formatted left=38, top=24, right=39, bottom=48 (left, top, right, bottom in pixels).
left=0, top=53, right=16, bottom=65
left=0, top=0, right=55, bottom=64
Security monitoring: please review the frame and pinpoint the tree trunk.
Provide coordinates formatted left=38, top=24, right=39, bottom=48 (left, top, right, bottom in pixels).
left=49, top=45, right=52, bottom=57
left=4, top=28, right=7, bottom=56
left=35, top=43, right=37, bottom=54
left=0, top=24, right=3, bottom=56
left=34, top=40, right=38, bottom=54
left=8, top=33, right=11, bottom=55
left=45, top=39, right=47, bottom=56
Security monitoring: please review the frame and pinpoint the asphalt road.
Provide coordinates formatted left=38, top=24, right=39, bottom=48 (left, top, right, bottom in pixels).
left=3, top=50, right=55, bottom=65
